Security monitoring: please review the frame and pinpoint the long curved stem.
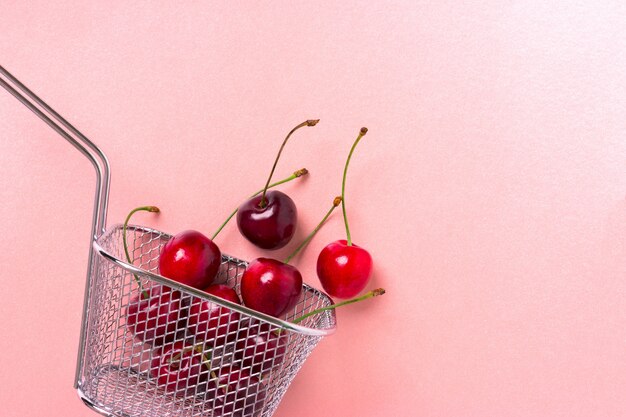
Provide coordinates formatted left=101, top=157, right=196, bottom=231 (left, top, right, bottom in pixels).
left=284, top=196, right=342, bottom=264
left=342, top=127, right=368, bottom=246
left=211, top=168, right=308, bottom=240
left=123, top=206, right=159, bottom=299
left=259, top=119, right=319, bottom=208
left=292, top=288, right=385, bottom=324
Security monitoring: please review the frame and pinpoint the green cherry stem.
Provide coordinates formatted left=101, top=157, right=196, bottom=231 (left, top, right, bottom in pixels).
left=193, top=344, right=216, bottom=376
left=342, top=127, right=368, bottom=246
left=123, top=205, right=160, bottom=299
left=211, top=168, right=309, bottom=240
left=168, top=343, right=214, bottom=375
left=284, top=196, right=342, bottom=265
left=259, top=119, right=319, bottom=208
left=292, top=288, right=385, bottom=325
left=193, top=344, right=224, bottom=385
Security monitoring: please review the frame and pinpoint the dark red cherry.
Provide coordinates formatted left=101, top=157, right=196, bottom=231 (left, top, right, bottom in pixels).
left=317, top=239, right=373, bottom=299
left=210, top=365, right=266, bottom=417
left=236, top=190, right=297, bottom=250
left=188, top=284, right=242, bottom=345
left=159, top=230, right=221, bottom=289
left=240, top=258, right=302, bottom=318
left=234, top=323, right=287, bottom=376
left=234, top=120, right=318, bottom=250
left=126, top=285, right=187, bottom=346
left=150, top=341, right=209, bottom=396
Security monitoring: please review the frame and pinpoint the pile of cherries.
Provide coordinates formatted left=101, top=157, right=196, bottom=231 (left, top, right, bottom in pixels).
left=123, top=122, right=383, bottom=416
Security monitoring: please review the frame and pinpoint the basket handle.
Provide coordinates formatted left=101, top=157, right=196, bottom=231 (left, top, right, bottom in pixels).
left=0, top=66, right=110, bottom=236
left=0, top=66, right=110, bottom=389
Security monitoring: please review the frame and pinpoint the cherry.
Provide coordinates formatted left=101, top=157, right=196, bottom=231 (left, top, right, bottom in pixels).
left=317, top=127, right=374, bottom=299
left=188, top=284, right=242, bottom=345
left=317, top=240, right=373, bottom=299
left=237, top=120, right=319, bottom=249
left=211, top=168, right=308, bottom=241
left=237, top=190, right=297, bottom=250
left=240, top=258, right=302, bottom=318
left=126, top=285, right=187, bottom=346
left=150, top=341, right=209, bottom=396
left=234, top=323, right=287, bottom=376
left=240, top=196, right=342, bottom=317
left=209, top=365, right=266, bottom=417
left=159, top=230, right=221, bottom=289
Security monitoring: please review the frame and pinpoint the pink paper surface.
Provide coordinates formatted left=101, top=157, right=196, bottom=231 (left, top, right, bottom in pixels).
left=1, top=2, right=625, bottom=416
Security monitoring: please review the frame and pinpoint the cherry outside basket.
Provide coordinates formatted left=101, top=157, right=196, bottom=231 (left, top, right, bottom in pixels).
left=0, top=66, right=336, bottom=417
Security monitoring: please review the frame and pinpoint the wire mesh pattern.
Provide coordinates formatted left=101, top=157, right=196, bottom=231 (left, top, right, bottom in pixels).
left=77, top=224, right=335, bottom=417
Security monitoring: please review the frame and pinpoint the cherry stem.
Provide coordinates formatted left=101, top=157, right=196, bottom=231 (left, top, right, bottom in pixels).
left=259, top=119, right=319, bottom=208
left=284, top=196, right=342, bottom=265
left=169, top=343, right=213, bottom=372
left=194, top=344, right=223, bottom=387
left=292, top=288, right=385, bottom=324
left=211, top=168, right=309, bottom=240
left=123, top=206, right=160, bottom=299
left=193, top=344, right=214, bottom=373
left=342, top=127, right=368, bottom=246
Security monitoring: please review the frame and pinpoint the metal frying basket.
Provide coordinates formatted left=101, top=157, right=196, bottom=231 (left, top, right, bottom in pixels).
left=0, top=66, right=336, bottom=417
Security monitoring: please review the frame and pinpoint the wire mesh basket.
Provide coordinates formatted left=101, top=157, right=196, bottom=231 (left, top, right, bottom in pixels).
left=0, top=66, right=336, bottom=417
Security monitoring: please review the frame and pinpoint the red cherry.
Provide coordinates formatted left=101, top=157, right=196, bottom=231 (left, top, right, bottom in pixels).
left=237, top=190, right=297, bottom=249
left=316, top=127, right=373, bottom=299
left=203, top=283, right=241, bottom=304
left=188, top=284, right=242, bottom=344
left=234, top=323, right=287, bottom=376
left=209, top=365, right=266, bottom=417
left=317, top=240, right=373, bottom=299
left=159, top=230, right=221, bottom=289
left=126, top=286, right=187, bottom=346
left=150, top=341, right=209, bottom=396
left=240, top=258, right=302, bottom=318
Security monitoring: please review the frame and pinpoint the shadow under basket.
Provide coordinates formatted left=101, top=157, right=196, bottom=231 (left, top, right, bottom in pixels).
left=76, top=224, right=337, bottom=417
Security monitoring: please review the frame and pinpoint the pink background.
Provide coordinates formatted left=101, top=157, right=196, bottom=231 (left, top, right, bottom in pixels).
left=1, top=2, right=626, bottom=416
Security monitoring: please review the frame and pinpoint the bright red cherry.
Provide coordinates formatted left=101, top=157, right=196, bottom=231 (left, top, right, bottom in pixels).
left=209, top=365, right=266, bottom=417
left=235, top=120, right=319, bottom=250
left=240, top=258, right=302, bottom=318
left=237, top=190, right=297, bottom=249
left=317, top=127, right=373, bottom=298
left=159, top=230, right=221, bottom=289
left=188, top=284, right=242, bottom=345
left=317, top=240, right=373, bottom=299
left=126, top=285, right=187, bottom=346
left=234, top=323, right=287, bottom=376
left=150, top=341, right=209, bottom=396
